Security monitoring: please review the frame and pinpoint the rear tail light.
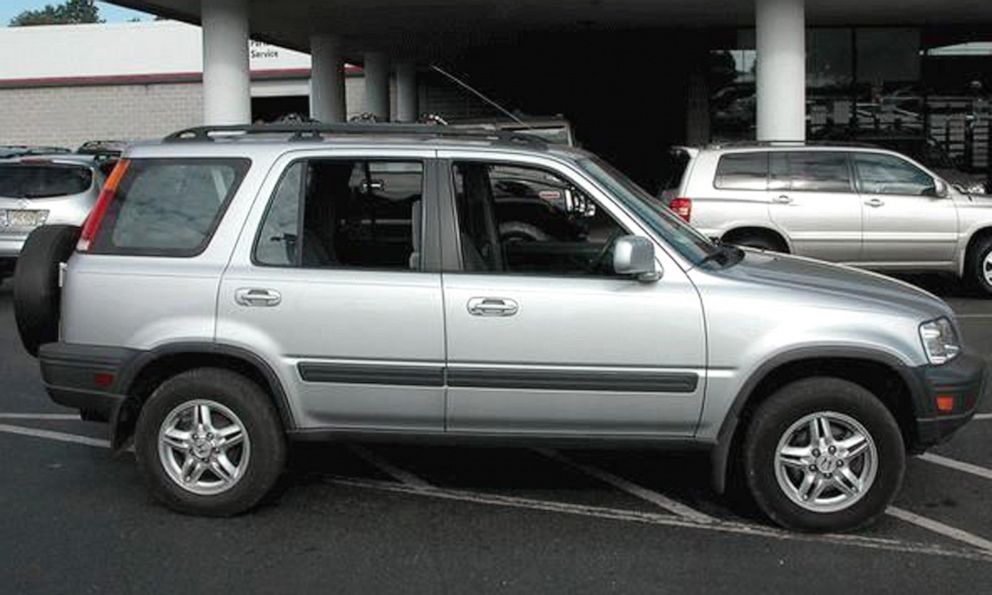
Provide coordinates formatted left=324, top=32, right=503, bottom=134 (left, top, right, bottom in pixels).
left=77, top=159, right=129, bottom=252
left=669, top=197, right=692, bottom=222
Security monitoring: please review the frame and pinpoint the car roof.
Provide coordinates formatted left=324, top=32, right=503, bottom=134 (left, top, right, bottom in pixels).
left=123, top=123, right=591, bottom=162
left=0, top=153, right=97, bottom=166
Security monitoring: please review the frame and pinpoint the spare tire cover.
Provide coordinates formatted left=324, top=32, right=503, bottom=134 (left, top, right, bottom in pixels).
left=14, top=225, right=81, bottom=357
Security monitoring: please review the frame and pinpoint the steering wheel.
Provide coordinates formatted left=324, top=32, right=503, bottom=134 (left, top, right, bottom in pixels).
left=588, top=227, right=624, bottom=274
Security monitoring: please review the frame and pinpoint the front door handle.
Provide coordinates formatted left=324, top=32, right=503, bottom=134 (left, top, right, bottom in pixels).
left=467, top=297, right=519, bottom=317
left=772, top=195, right=793, bottom=205
left=235, top=288, right=282, bottom=307
left=865, top=198, right=885, bottom=208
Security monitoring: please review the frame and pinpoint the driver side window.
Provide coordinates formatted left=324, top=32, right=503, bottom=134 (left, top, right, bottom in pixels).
left=452, top=161, right=626, bottom=276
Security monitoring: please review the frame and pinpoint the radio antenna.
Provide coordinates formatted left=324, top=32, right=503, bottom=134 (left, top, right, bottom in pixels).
left=429, top=64, right=531, bottom=128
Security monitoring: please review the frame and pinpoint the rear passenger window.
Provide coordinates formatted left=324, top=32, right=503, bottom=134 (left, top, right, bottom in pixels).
left=770, top=152, right=852, bottom=192
left=254, top=159, right=424, bottom=270
left=93, top=158, right=249, bottom=256
left=714, top=153, right=768, bottom=190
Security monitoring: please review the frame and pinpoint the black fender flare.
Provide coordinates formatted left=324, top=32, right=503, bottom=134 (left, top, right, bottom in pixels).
left=111, top=342, right=296, bottom=449
left=709, top=346, right=921, bottom=494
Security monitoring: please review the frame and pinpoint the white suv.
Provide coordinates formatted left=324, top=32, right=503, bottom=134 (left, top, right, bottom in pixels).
left=668, top=142, right=992, bottom=294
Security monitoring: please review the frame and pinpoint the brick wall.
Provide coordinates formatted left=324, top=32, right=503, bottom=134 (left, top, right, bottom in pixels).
left=0, top=75, right=494, bottom=149
left=0, top=83, right=204, bottom=149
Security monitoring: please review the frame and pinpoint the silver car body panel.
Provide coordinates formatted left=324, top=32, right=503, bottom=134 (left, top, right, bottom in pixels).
left=681, top=145, right=992, bottom=277
left=0, top=155, right=100, bottom=258
left=59, top=135, right=953, bottom=445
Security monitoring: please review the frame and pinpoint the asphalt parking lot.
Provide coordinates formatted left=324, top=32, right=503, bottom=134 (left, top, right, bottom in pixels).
left=1, top=275, right=992, bottom=594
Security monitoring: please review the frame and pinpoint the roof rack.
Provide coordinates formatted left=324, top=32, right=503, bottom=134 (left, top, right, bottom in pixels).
left=707, top=140, right=881, bottom=150
left=162, top=122, right=548, bottom=147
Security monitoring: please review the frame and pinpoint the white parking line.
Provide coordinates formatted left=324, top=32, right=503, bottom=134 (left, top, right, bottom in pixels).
left=887, top=506, right=992, bottom=552
left=0, top=423, right=110, bottom=448
left=918, top=452, right=992, bottom=481
left=327, top=475, right=992, bottom=563
left=534, top=448, right=715, bottom=524
left=347, top=444, right=433, bottom=489
left=1, top=422, right=991, bottom=561
left=974, top=413, right=992, bottom=421
left=0, top=413, right=81, bottom=421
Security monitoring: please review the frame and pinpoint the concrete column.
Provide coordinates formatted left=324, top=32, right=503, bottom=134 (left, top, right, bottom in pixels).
left=755, top=0, right=806, bottom=141
left=395, top=62, right=418, bottom=123
left=310, top=34, right=346, bottom=122
left=364, top=52, right=390, bottom=121
left=201, top=0, right=251, bottom=125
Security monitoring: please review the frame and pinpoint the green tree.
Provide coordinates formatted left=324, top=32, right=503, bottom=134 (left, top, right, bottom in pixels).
left=9, top=0, right=103, bottom=27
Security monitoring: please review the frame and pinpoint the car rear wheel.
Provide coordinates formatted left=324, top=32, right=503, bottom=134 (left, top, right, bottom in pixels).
left=13, top=225, right=81, bottom=356
left=966, top=236, right=992, bottom=296
left=743, top=377, right=905, bottom=532
left=724, top=231, right=786, bottom=253
left=134, top=368, right=286, bottom=516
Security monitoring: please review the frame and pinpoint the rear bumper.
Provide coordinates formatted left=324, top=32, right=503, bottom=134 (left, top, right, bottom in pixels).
left=908, top=351, right=988, bottom=448
left=0, top=235, right=27, bottom=258
left=38, top=343, right=139, bottom=420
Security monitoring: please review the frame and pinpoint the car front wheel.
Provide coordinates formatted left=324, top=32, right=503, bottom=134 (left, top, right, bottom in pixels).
left=743, top=377, right=905, bottom=532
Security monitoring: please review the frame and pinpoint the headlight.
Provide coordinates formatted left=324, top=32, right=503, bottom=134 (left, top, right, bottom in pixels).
left=919, top=317, right=961, bottom=365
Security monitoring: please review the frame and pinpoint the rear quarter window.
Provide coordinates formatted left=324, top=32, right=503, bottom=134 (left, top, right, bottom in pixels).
left=713, top=153, right=768, bottom=191
left=91, top=158, right=250, bottom=256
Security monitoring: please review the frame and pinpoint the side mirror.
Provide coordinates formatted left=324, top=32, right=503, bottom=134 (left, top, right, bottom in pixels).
left=933, top=178, right=950, bottom=198
left=613, top=236, right=661, bottom=282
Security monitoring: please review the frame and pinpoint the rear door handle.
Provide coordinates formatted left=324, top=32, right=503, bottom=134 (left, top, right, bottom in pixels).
left=467, top=297, right=519, bottom=317
left=772, top=195, right=793, bottom=205
left=235, top=288, right=282, bottom=307
left=865, top=198, right=885, bottom=208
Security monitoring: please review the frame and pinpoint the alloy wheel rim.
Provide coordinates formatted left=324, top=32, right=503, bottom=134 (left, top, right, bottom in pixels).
left=157, top=399, right=251, bottom=496
left=983, top=252, right=992, bottom=285
left=774, top=411, right=878, bottom=513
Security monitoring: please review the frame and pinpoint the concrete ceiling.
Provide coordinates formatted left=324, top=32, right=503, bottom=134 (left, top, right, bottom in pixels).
left=110, top=0, right=992, bottom=59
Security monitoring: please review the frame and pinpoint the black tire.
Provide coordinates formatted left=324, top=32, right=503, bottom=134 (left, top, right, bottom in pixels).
left=965, top=235, right=992, bottom=296
left=13, top=225, right=81, bottom=356
left=743, top=377, right=905, bottom=532
left=134, top=368, right=286, bottom=517
left=725, top=232, right=785, bottom=253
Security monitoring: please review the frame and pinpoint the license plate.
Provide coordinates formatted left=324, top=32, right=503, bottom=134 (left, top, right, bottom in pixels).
left=0, top=209, right=48, bottom=229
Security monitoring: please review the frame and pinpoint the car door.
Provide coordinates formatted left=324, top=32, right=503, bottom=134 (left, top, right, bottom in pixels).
left=437, top=151, right=707, bottom=437
left=766, top=151, right=863, bottom=262
left=217, top=149, right=446, bottom=431
left=852, top=151, right=959, bottom=266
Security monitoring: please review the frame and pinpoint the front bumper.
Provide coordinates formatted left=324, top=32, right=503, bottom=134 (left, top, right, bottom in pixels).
left=38, top=343, right=139, bottom=421
left=907, top=351, right=988, bottom=448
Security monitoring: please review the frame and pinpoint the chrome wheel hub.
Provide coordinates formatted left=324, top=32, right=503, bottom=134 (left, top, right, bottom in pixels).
left=158, top=400, right=250, bottom=496
left=774, top=411, right=878, bottom=513
left=983, top=252, right=992, bottom=285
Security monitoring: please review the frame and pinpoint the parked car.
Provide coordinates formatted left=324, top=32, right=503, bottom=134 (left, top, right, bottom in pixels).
left=811, top=129, right=988, bottom=195
left=0, top=145, right=71, bottom=159
left=14, top=123, right=984, bottom=533
left=0, top=153, right=104, bottom=283
left=667, top=141, right=992, bottom=294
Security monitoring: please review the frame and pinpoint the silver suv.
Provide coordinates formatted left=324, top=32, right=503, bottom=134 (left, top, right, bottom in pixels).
left=14, top=124, right=986, bottom=532
left=0, top=154, right=106, bottom=282
left=668, top=142, right=992, bottom=294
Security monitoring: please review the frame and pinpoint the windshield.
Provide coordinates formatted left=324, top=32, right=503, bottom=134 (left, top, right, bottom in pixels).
left=0, top=163, right=93, bottom=198
left=576, top=157, right=719, bottom=266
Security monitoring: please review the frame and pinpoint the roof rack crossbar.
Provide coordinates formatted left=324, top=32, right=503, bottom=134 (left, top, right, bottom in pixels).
left=163, top=122, right=548, bottom=147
